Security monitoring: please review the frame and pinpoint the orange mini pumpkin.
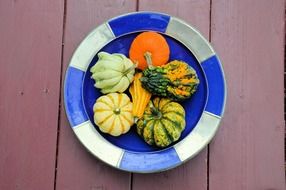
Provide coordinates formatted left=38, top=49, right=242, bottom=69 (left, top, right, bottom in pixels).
left=129, top=31, right=170, bottom=70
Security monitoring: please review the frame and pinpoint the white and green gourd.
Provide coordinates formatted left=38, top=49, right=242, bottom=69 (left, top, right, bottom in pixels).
left=90, top=52, right=136, bottom=94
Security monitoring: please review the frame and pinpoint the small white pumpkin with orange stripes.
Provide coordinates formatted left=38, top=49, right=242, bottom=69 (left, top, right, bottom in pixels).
left=93, top=93, right=134, bottom=136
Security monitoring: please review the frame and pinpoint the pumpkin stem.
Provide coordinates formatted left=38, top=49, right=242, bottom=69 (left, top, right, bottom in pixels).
left=144, top=52, right=153, bottom=68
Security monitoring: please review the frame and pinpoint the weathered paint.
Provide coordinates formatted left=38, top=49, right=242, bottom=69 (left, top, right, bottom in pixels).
left=132, top=0, right=210, bottom=190
left=209, top=0, right=285, bottom=189
left=0, top=0, right=64, bottom=189
left=55, top=1, right=136, bottom=190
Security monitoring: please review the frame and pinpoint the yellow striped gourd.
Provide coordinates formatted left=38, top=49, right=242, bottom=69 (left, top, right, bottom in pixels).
left=93, top=93, right=134, bottom=136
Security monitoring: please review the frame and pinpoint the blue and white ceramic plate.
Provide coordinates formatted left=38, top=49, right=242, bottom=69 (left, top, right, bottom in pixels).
left=64, top=12, right=226, bottom=173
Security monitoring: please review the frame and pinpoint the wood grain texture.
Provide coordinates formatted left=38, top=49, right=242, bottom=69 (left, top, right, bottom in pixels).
left=0, top=0, right=64, bottom=189
left=55, top=1, right=136, bottom=190
left=133, top=1, right=210, bottom=190
left=209, top=0, right=285, bottom=189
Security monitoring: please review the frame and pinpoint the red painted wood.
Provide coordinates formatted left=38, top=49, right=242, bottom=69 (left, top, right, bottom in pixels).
left=0, top=0, right=64, bottom=189
left=209, top=0, right=285, bottom=189
left=55, top=1, right=136, bottom=190
left=132, top=1, right=210, bottom=190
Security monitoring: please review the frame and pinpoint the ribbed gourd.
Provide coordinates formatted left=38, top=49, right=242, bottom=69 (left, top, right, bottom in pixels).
left=140, top=60, right=200, bottom=101
left=90, top=52, right=135, bottom=94
left=136, top=97, right=185, bottom=147
left=129, top=72, right=152, bottom=120
left=93, top=93, right=134, bottom=136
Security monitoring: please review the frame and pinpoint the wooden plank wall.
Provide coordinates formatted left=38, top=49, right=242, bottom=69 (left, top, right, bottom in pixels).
left=209, top=0, right=285, bottom=189
left=55, top=1, right=136, bottom=190
left=132, top=1, right=210, bottom=190
left=0, top=0, right=64, bottom=189
left=0, top=0, right=284, bottom=190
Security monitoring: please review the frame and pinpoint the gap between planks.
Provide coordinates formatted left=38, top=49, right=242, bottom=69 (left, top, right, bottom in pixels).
left=207, top=1, right=212, bottom=190
left=54, top=0, right=67, bottom=189
left=129, top=1, right=140, bottom=189
left=284, top=0, right=286, bottom=175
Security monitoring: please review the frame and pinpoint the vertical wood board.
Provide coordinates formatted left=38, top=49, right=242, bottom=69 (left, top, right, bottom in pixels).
left=0, top=0, right=64, bottom=189
left=209, top=0, right=285, bottom=189
left=133, top=1, right=210, bottom=189
left=56, top=1, right=136, bottom=190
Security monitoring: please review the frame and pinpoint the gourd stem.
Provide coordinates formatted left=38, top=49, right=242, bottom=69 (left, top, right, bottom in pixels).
left=113, top=108, right=121, bottom=115
left=149, top=103, right=162, bottom=119
left=134, top=117, right=139, bottom=123
left=144, top=52, right=153, bottom=68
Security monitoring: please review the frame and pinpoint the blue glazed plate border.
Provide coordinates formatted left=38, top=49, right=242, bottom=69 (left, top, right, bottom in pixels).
left=63, top=11, right=227, bottom=173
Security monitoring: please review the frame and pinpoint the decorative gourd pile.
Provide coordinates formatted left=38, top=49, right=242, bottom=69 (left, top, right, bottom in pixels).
left=90, top=31, right=200, bottom=148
